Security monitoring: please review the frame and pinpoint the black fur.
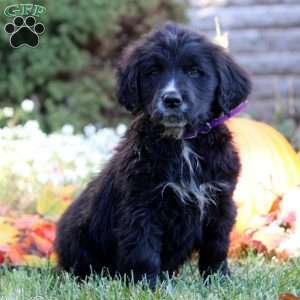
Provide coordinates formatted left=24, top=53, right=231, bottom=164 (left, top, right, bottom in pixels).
left=55, top=22, right=251, bottom=289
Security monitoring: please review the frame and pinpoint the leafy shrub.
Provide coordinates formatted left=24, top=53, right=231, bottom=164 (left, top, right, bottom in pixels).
left=0, top=0, right=186, bottom=132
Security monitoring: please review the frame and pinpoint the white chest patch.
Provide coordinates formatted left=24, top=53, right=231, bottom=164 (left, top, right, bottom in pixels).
left=162, top=142, right=220, bottom=212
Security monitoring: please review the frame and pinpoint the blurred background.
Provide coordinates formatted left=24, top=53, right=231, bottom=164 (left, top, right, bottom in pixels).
left=0, top=0, right=300, bottom=264
left=0, top=0, right=299, bottom=137
left=189, top=0, right=300, bottom=145
left=0, top=0, right=299, bottom=134
left=0, top=0, right=186, bottom=212
left=0, top=0, right=300, bottom=207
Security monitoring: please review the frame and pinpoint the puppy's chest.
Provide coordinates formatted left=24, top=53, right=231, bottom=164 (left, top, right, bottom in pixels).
left=156, top=144, right=210, bottom=254
left=160, top=143, right=213, bottom=212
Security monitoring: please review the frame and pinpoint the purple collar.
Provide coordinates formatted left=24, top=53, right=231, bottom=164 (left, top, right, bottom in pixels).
left=183, top=100, right=249, bottom=139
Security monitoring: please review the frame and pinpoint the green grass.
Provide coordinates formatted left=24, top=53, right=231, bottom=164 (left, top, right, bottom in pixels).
left=0, top=255, right=299, bottom=300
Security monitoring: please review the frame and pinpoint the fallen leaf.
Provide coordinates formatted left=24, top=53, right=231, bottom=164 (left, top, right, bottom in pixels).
left=32, top=223, right=56, bottom=242
left=36, top=184, right=71, bottom=221
left=279, top=293, right=300, bottom=300
left=0, top=223, right=19, bottom=245
left=49, top=252, right=58, bottom=266
left=250, top=239, right=268, bottom=254
left=252, top=225, right=287, bottom=253
left=0, top=249, right=6, bottom=264
left=31, top=232, right=53, bottom=255
left=7, top=244, right=24, bottom=265
left=23, top=255, right=48, bottom=267
left=269, top=195, right=282, bottom=214
left=15, top=215, right=42, bottom=229
left=280, top=211, right=297, bottom=230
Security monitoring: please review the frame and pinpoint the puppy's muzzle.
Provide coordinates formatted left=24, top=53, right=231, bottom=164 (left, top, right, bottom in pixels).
left=162, top=91, right=183, bottom=109
left=158, top=91, right=187, bottom=128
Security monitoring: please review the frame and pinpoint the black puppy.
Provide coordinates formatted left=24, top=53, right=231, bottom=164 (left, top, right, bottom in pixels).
left=55, top=22, right=251, bottom=288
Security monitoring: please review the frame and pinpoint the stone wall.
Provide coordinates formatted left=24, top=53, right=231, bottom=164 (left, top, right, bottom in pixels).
left=188, top=0, right=300, bottom=120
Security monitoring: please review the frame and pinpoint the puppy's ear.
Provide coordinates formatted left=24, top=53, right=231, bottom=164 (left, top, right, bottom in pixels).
left=214, top=47, right=251, bottom=113
left=116, top=45, right=142, bottom=114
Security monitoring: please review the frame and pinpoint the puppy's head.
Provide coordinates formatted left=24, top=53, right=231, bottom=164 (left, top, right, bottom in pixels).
left=116, top=22, right=251, bottom=136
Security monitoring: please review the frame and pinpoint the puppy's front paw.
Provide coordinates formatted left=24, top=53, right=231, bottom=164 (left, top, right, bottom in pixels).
left=200, top=260, right=230, bottom=284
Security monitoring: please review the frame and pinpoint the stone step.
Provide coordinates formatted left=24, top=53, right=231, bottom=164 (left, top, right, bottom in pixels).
left=245, top=100, right=299, bottom=122
left=229, top=29, right=300, bottom=53
left=188, top=4, right=300, bottom=30
left=250, top=75, right=300, bottom=100
left=202, top=28, right=300, bottom=53
left=189, top=0, right=300, bottom=8
left=235, top=52, right=300, bottom=75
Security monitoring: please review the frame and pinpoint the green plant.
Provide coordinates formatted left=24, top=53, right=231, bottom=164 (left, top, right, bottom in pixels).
left=0, top=256, right=300, bottom=300
left=0, top=0, right=186, bottom=132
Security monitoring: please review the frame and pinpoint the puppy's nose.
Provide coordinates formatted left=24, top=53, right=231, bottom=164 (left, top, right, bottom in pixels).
left=162, top=91, right=183, bottom=109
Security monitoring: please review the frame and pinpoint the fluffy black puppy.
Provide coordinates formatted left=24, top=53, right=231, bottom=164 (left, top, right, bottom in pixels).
left=55, top=22, right=251, bottom=288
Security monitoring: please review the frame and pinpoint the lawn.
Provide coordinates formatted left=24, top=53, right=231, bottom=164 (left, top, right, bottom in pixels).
left=0, top=255, right=299, bottom=300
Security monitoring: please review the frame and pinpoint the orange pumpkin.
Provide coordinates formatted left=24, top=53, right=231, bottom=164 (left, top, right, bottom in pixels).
left=226, top=118, right=300, bottom=233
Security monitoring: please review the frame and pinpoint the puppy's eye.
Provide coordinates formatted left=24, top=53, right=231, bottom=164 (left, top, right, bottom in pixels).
left=144, top=68, right=160, bottom=77
left=186, top=67, right=203, bottom=78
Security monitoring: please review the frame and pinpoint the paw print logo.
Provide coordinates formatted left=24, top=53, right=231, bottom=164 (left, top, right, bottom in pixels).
left=4, top=16, right=45, bottom=48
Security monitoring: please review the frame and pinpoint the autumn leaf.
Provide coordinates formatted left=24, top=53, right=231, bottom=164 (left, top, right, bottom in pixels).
left=15, top=215, right=42, bottom=230
left=7, top=244, right=24, bottom=265
left=250, top=240, right=268, bottom=254
left=280, top=211, right=297, bottom=230
left=59, top=185, right=76, bottom=204
left=0, top=223, right=19, bottom=245
left=36, top=184, right=72, bottom=221
left=0, top=245, right=9, bottom=264
left=0, top=252, right=4, bottom=264
left=252, top=225, right=287, bottom=253
left=31, top=233, right=53, bottom=255
left=30, top=223, right=56, bottom=255
left=32, top=223, right=56, bottom=243
left=269, top=195, right=282, bottom=214
left=23, top=255, right=49, bottom=267
left=279, top=293, right=300, bottom=300
left=0, top=245, right=9, bottom=253
left=0, top=208, right=60, bottom=266
left=0, top=216, right=14, bottom=225
left=49, top=252, right=58, bottom=266
left=229, top=230, right=249, bottom=257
